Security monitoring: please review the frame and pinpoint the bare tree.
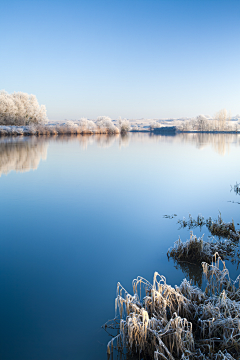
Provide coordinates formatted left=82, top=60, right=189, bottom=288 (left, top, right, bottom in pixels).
left=214, top=109, right=231, bottom=131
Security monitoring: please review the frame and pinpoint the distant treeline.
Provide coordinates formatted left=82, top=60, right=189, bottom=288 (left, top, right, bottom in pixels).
left=0, top=90, right=132, bottom=134
left=177, top=110, right=238, bottom=132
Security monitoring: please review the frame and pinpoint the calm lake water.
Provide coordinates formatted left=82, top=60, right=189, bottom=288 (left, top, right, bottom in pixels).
left=0, top=132, right=240, bottom=360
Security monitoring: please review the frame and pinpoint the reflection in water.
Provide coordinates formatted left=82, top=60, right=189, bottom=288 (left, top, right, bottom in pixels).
left=53, top=132, right=240, bottom=155
left=1, top=132, right=239, bottom=178
left=0, top=134, right=130, bottom=177
left=177, top=132, right=236, bottom=156
left=55, top=133, right=129, bottom=149
left=119, top=133, right=130, bottom=148
left=1, top=131, right=240, bottom=360
left=78, top=133, right=130, bottom=149
left=170, top=246, right=240, bottom=290
left=94, top=134, right=119, bottom=148
left=148, top=132, right=240, bottom=156
left=0, top=138, right=48, bottom=176
left=170, top=258, right=203, bottom=288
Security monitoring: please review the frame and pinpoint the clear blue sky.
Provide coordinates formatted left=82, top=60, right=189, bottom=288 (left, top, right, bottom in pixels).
left=1, top=0, right=240, bottom=120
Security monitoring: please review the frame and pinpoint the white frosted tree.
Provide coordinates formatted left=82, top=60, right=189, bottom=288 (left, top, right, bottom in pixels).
left=214, top=109, right=230, bottom=131
left=196, top=114, right=208, bottom=131
left=118, top=118, right=132, bottom=133
left=79, top=118, right=96, bottom=130
left=96, top=116, right=119, bottom=133
left=0, top=90, right=48, bottom=126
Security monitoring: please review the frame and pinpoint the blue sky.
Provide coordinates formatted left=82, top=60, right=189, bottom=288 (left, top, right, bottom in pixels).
left=1, top=0, right=240, bottom=120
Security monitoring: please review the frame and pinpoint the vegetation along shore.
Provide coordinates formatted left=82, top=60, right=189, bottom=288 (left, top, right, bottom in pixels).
left=105, top=211, right=240, bottom=360
left=1, top=90, right=240, bottom=137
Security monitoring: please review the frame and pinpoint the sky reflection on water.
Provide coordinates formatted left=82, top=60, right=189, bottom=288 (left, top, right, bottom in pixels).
left=0, top=133, right=240, bottom=360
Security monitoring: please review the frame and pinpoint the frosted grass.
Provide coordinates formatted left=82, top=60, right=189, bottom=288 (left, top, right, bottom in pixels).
left=106, top=255, right=240, bottom=360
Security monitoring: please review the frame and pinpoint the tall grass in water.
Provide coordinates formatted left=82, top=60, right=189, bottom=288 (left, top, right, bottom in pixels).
left=178, top=213, right=240, bottom=242
left=106, top=254, right=240, bottom=359
left=167, top=231, right=236, bottom=264
left=231, top=183, right=240, bottom=195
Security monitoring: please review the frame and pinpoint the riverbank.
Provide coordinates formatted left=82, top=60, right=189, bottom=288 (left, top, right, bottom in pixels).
left=0, top=120, right=240, bottom=137
left=1, top=124, right=240, bottom=137
left=0, top=124, right=120, bottom=136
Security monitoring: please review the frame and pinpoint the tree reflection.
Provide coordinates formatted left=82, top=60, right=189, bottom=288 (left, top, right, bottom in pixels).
left=131, top=132, right=240, bottom=156
left=0, top=138, right=48, bottom=176
left=167, top=132, right=236, bottom=156
left=1, top=132, right=238, bottom=178
left=55, top=133, right=125, bottom=149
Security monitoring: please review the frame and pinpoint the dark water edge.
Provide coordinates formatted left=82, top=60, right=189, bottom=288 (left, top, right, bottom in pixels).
left=0, top=132, right=240, bottom=360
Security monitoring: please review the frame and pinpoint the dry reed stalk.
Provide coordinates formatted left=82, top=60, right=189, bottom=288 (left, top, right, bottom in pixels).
left=167, top=232, right=236, bottom=264
left=178, top=214, right=240, bottom=242
left=106, top=254, right=240, bottom=359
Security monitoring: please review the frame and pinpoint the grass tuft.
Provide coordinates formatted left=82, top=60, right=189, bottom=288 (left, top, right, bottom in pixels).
left=105, top=255, right=240, bottom=359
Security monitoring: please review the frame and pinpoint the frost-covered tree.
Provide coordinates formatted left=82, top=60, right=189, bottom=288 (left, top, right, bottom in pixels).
left=118, top=118, right=131, bottom=133
left=196, top=114, right=209, bottom=131
left=96, top=116, right=119, bottom=134
left=214, top=109, right=231, bottom=131
left=0, top=90, right=48, bottom=126
left=79, top=118, right=96, bottom=130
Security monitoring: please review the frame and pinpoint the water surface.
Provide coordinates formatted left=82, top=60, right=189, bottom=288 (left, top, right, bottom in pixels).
left=0, top=133, right=240, bottom=360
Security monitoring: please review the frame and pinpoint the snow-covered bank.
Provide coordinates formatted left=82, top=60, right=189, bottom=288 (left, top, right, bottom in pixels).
left=1, top=114, right=240, bottom=137
left=0, top=121, right=120, bottom=136
left=0, top=118, right=132, bottom=136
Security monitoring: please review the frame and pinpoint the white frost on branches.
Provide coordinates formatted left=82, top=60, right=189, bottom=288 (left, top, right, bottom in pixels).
left=96, top=116, right=119, bottom=134
left=0, top=90, right=48, bottom=126
left=118, top=117, right=132, bottom=133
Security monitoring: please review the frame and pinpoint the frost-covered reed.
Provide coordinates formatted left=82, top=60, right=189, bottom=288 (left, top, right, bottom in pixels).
left=231, top=182, right=240, bottom=195
left=178, top=213, right=240, bottom=242
left=167, top=231, right=236, bottom=264
left=0, top=90, right=48, bottom=125
left=106, top=255, right=240, bottom=359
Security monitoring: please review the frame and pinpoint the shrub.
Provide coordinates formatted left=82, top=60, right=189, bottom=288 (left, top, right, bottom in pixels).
left=118, top=118, right=131, bottom=133
left=96, top=116, right=119, bottom=134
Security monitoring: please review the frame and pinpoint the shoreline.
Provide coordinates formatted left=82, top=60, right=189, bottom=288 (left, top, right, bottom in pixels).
left=1, top=124, right=240, bottom=137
